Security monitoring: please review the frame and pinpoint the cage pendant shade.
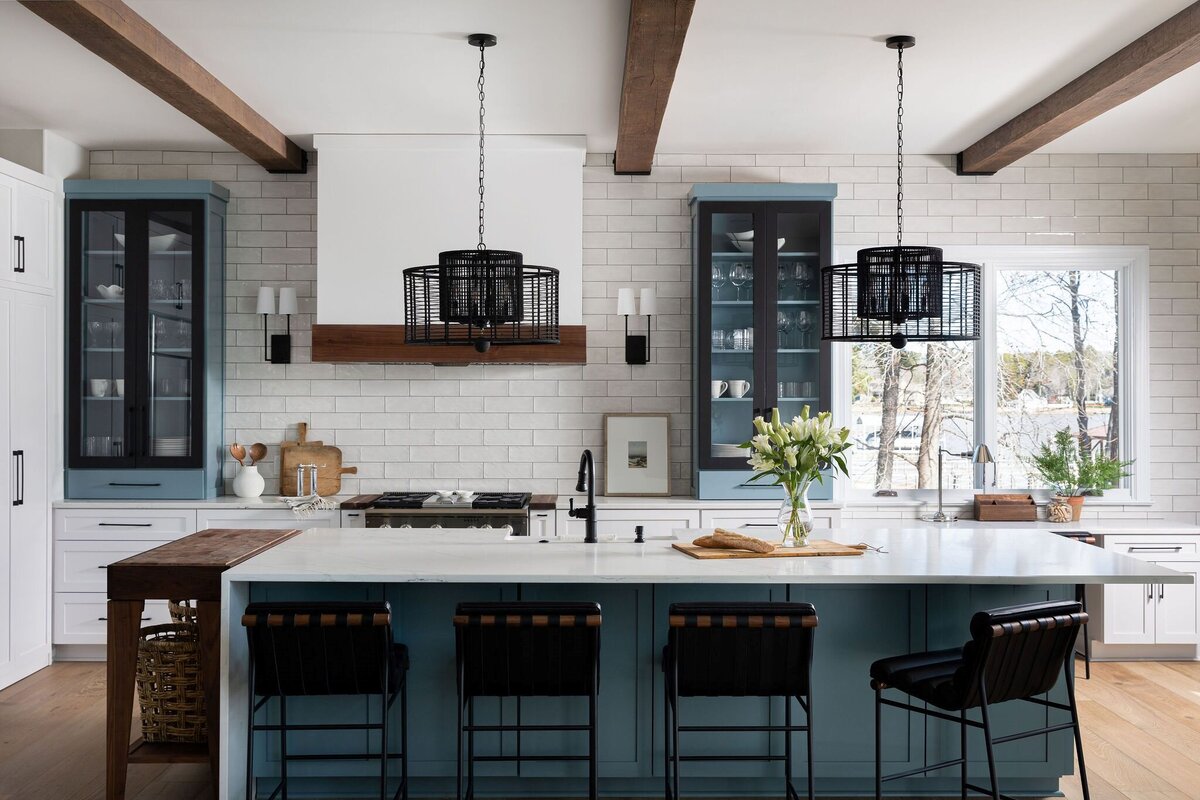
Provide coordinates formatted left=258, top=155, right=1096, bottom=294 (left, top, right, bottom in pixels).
left=402, top=32, right=560, bottom=352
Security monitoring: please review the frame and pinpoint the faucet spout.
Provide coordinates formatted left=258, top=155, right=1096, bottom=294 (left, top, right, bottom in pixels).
left=571, top=449, right=597, bottom=543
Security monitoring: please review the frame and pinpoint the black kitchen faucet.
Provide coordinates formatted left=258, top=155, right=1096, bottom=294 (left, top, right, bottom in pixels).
left=568, top=449, right=597, bottom=543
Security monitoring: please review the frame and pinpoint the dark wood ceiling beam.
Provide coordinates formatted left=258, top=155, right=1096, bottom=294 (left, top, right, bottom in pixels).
left=614, top=0, right=695, bottom=175
left=958, top=1, right=1200, bottom=175
left=19, top=0, right=306, bottom=173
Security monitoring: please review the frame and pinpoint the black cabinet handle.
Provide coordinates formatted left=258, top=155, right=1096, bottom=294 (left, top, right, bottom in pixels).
left=175, top=281, right=184, bottom=310
left=1147, top=583, right=1153, bottom=601
left=98, top=522, right=153, bottom=527
left=13, top=235, right=24, bottom=273
left=107, top=482, right=162, bottom=487
left=11, top=450, right=22, bottom=506
left=97, top=565, right=108, bottom=569
left=1159, top=584, right=1165, bottom=601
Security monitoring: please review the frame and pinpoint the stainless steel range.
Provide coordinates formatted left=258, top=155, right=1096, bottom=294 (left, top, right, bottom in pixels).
left=363, top=492, right=532, bottom=535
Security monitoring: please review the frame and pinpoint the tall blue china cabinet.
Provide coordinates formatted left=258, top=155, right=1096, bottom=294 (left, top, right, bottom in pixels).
left=64, top=181, right=227, bottom=499
left=690, top=184, right=836, bottom=499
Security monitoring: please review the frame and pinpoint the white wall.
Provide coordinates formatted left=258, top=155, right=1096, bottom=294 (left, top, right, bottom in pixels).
left=88, top=149, right=1200, bottom=522
left=313, top=134, right=585, bottom=325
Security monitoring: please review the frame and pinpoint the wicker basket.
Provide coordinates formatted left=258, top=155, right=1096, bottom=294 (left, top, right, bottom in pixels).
left=136, top=624, right=207, bottom=743
left=168, top=599, right=198, bottom=625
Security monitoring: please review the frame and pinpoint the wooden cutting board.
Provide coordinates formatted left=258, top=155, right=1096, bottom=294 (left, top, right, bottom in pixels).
left=672, top=540, right=866, bottom=559
left=279, top=422, right=356, bottom=497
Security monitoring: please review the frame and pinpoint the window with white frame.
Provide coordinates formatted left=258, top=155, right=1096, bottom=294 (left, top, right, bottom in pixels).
left=835, top=247, right=1149, bottom=501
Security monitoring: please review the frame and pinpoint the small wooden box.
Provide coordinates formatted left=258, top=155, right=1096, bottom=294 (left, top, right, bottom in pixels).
left=974, top=494, right=1037, bottom=521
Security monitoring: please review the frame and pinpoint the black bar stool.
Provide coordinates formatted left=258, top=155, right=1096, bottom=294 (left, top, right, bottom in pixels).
left=454, top=601, right=602, bottom=800
left=663, top=602, right=818, bottom=800
left=242, top=601, right=408, bottom=800
left=1053, top=531, right=1097, bottom=679
left=870, top=600, right=1090, bottom=800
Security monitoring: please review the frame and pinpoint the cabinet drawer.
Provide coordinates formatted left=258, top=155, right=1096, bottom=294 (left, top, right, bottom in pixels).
left=53, top=594, right=171, bottom=645
left=700, top=509, right=835, bottom=532
left=340, top=509, right=367, bottom=529
left=197, top=508, right=339, bottom=530
left=55, top=509, right=198, bottom=540
left=1106, top=538, right=1199, bottom=561
left=55, top=539, right=172, bottom=592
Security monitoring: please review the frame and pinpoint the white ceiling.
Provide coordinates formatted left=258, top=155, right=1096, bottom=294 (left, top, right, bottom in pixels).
left=1, top=0, right=1200, bottom=156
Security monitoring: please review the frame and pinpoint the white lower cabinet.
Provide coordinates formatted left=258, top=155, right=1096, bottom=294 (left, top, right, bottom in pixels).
left=556, top=507, right=701, bottom=541
left=1100, top=537, right=1199, bottom=649
left=53, top=504, right=341, bottom=652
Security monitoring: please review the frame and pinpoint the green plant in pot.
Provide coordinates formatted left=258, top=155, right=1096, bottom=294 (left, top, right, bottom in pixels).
left=1029, top=428, right=1132, bottom=522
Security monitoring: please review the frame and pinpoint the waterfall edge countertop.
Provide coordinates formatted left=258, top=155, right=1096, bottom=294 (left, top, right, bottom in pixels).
left=221, top=526, right=1192, bottom=585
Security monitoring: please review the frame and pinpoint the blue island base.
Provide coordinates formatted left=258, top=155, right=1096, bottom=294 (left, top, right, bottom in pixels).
left=240, top=582, right=1077, bottom=798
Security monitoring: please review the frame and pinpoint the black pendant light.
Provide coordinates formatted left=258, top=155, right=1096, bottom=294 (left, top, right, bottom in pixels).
left=821, top=36, right=980, bottom=350
left=404, top=33, right=560, bottom=354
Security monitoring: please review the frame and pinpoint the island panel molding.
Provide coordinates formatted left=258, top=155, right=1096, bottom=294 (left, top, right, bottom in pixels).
left=311, top=323, right=587, bottom=364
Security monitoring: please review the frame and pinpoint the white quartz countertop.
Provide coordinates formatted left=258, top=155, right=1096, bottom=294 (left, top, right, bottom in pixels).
left=223, top=526, right=1192, bottom=585
left=53, top=496, right=352, bottom=510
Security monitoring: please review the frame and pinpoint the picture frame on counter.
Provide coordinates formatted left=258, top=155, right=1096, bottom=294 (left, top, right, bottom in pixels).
left=603, top=413, right=671, bottom=496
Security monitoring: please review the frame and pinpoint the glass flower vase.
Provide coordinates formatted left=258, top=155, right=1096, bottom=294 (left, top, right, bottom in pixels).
left=777, top=480, right=814, bottom=548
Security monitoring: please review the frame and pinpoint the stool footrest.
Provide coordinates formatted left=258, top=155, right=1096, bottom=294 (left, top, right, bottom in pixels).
left=464, top=723, right=589, bottom=732
left=679, top=723, right=809, bottom=733
left=472, top=754, right=591, bottom=762
left=679, top=754, right=789, bottom=762
left=283, top=752, right=406, bottom=762
left=964, top=782, right=1022, bottom=800
left=991, top=720, right=1077, bottom=745
left=881, top=756, right=965, bottom=782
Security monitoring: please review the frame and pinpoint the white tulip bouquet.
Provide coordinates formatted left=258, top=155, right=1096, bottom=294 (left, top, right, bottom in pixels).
left=742, top=406, right=852, bottom=545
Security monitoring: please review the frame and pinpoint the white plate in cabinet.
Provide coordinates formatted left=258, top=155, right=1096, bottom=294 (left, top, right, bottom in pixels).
left=53, top=595, right=171, bottom=645
left=55, top=509, right=198, bottom=541
left=556, top=508, right=700, bottom=541
left=700, top=509, right=836, bottom=535
left=196, top=508, right=339, bottom=531
left=55, top=540, right=172, bottom=593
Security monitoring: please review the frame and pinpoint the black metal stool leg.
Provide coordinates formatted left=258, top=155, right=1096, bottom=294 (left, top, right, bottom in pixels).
left=1079, top=585, right=1092, bottom=680
left=246, top=683, right=256, bottom=800
left=466, top=697, right=475, bottom=800
left=379, top=691, right=389, bottom=800
left=805, top=693, right=815, bottom=800
left=279, top=695, right=289, bottom=800
left=977, top=684, right=1000, bottom=800
left=456, top=694, right=464, bottom=800
left=1065, top=661, right=1092, bottom=800
left=589, top=687, right=598, bottom=800
left=672, top=672, right=681, bottom=800
left=785, top=697, right=794, bottom=800
left=874, top=686, right=882, bottom=800
left=401, top=677, right=409, bottom=800
left=663, top=679, right=671, bottom=800
left=960, top=707, right=968, bottom=800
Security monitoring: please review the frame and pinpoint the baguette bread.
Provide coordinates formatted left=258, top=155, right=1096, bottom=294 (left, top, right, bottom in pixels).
left=692, top=529, right=775, bottom=554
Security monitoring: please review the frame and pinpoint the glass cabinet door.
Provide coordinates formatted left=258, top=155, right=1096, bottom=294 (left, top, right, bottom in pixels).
left=140, top=206, right=204, bottom=465
left=700, top=205, right=763, bottom=468
left=770, top=207, right=825, bottom=420
left=74, top=207, right=133, bottom=466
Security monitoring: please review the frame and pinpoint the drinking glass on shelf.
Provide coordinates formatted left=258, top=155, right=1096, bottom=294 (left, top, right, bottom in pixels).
left=87, top=320, right=105, bottom=348
left=795, top=310, right=814, bottom=348
left=777, top=310, right=792, bottom=349
left=730, top=262, right=751, bottom=301
left=107, top=321, right=123, bottom=348
left=793, top=262, right=814, bottom=297
left=711, top=264, right=727, bottom=301
left=150, top=278, right=169, bottom=301
left=712, top=329, right=726, bottom=350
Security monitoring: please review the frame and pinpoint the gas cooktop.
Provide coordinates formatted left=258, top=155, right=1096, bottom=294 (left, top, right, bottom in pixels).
left=369, top=492, right=531, bottom=510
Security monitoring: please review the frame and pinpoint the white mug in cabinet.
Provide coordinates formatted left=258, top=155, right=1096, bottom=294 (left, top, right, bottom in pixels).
left=728, top=380, right=750, bottom=398
left=711, top=380, right=728, bottom=399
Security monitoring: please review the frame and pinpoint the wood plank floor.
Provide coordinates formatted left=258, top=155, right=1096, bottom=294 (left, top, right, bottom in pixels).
left=1, top=660, right=1198, bottom=799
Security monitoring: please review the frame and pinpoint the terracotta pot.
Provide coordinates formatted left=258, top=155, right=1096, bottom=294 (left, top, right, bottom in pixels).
left=1066, top=495, right=1085, bottom=521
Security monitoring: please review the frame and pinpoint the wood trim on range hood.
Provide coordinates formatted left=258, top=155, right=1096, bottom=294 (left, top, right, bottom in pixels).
left=311, top=324, right=587, bottom=365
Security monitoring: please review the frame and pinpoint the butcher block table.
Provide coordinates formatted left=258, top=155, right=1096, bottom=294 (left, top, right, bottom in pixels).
left=105, top=528, right=300, bottom=800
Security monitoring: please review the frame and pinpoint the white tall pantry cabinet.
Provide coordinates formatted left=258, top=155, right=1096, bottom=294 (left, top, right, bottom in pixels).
left=0, top=156, right=58, bottom=690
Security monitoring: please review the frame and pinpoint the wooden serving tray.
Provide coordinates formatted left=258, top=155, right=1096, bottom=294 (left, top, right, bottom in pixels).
left=673, top=540, right=866, bottom=559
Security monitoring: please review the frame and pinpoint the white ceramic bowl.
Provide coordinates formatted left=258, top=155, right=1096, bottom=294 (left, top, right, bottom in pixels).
left=453, top=490, right=476, bottom=501
left=731, top=238, right=785, bottom=253
left=96, top=284, right=125, bottom=300
left=435, top=490, right=455, bottom=500
left=114, top=233, right=179, bottom=252
left=727, top=230, right=755, bottom=242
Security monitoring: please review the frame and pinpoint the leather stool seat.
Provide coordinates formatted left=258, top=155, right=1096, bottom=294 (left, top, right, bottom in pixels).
left=869, top=647, right=966, bottom=711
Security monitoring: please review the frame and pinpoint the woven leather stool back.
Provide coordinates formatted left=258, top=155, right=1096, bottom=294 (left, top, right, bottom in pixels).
left=243, top=601, right=394, bottom=697
left=956, top=600, right=1086, bottom=708
left=668, top=602, right=818, bottom=697
left=454, top=602, right=601, bottom=698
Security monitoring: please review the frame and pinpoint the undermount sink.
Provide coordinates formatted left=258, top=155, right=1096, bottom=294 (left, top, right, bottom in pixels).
left=503, top=533, right=677, bottom=544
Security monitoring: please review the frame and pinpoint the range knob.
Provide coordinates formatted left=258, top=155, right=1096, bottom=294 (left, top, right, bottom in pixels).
left=431, top=523, right=443, bottom=529
left=377, top=523, right=392, bottom=529
left=399, top=523, right=412, bottom=529
left=481, top=523, right=493, bottom=530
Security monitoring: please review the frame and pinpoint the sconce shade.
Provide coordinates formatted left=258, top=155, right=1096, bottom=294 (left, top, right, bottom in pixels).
left=616, top=287, right=637, bottom=316
left=972, top=443, right=994, bottom=464
left=277, top=287, right=298, bottom=316
left=255, top=286, right=276, bottom=315
left=639, top=287, right=657, bottom=316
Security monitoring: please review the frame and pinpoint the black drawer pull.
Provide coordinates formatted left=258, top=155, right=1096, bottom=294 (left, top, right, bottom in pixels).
left=98, top=522, right=154, bottom=527
left=97, top=565, right=107, bottom=569
left=1128, top=546, right=1183, bottom=552
left=107, top=482, right=162, bottom=487
left=97, top=616, right=151, bottom=622
left=13, top=235, right=24, bottom=273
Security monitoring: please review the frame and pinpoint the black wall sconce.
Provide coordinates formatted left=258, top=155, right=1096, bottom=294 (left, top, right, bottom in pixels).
left=256, top=286, right=298, bottom=363
left=618, top=287, right=656, bottom=365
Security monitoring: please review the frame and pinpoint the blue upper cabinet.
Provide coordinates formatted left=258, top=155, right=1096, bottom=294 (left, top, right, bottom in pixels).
left=64, top=181, right=227, bottom=499
left=689, top=184, right=836, bottom=500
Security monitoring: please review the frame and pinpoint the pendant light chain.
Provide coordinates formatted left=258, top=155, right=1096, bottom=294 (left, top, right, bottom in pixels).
left=477, top=42, right=487, bottom=251
left=895, top=43, right=904, bottom=248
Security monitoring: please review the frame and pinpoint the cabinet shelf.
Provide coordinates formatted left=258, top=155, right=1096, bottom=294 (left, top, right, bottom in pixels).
left=711, top=349, right=753, bottom=355
left=83, top=250, right=192, bottom=257
left=84, top=298, right=125, bottom=306
left=712, top=251, right=818, bottom=259
left=777, top=348, right=819, bottom=354
left=712, top=299, right=817, bottom=306
left=84, top=347, right=124, bottom=353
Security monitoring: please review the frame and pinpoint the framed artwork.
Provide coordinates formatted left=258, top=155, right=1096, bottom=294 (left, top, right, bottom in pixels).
left=603, top=413, right=671, bottom=496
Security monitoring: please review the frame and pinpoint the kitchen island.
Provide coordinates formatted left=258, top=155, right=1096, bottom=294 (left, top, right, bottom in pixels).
left=218, top=527, right=1190, bottom=799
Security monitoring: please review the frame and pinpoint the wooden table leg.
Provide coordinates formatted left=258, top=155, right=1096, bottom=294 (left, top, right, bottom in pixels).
left=197, top=600, right=222, bottom=797
left=106, top=599, right=144, bottom=800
